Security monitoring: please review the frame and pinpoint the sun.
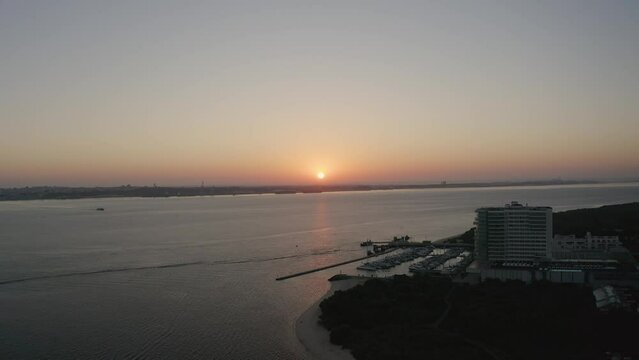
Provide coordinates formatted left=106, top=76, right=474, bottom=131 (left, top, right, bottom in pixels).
left=316, top=171, right=326, bottom=180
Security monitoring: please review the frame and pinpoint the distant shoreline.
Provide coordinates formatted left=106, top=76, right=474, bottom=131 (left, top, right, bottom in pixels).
left=2, top=180, right=635, bottom=202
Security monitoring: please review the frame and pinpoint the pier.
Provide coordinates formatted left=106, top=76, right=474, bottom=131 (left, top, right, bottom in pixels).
left=276, top=232, right=474, bottom=281
left=275, top=249, right=396, bottom=281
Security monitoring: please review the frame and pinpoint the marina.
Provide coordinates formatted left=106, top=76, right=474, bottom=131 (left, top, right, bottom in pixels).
left=278, top=234, right=474, bottom=281
left=356, top=247, right=434, bottom=271
left=409, top=248, right=468, bottom=274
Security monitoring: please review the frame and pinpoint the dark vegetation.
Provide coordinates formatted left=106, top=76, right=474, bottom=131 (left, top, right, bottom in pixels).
left=320, top=276, right=639, bottom=360
left=458, top=227, right=475, bottom=243
left=554, top=202, right=639, bottom=254
left=319, top=275, right=492, bottom=360
left=441, top=227, right=475, bottom=245
left=442, top=280, right=638, bottom=360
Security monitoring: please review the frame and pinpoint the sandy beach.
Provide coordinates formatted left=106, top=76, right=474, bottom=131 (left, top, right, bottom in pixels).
left=296, top=277, right=366, bottom=360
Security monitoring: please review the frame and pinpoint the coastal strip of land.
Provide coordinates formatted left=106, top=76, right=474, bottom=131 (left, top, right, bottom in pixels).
left=296, top=277, right=365, bottom=360
left=0, top=179, right=608, bottom=201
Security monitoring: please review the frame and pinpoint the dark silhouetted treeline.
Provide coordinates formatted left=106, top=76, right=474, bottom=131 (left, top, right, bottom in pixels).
left=319, top=275, right=492, bottom=360
left=320, top=276, right=639, bottom=360
left=443, top=279, right=638, bottom=360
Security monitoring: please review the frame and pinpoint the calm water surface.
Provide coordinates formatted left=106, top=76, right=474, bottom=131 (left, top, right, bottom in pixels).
left=1, top=183, right=639, bottom=359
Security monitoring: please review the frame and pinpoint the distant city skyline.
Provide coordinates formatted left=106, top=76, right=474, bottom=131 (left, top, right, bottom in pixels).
left=2, top=1, right=638, bottom=187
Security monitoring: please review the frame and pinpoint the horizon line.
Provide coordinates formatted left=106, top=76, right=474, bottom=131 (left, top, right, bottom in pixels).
left=5, top=178, right=639, bottom=190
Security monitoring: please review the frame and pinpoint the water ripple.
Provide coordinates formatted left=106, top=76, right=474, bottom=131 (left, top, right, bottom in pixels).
left=0, top=249, right=346, bottom=286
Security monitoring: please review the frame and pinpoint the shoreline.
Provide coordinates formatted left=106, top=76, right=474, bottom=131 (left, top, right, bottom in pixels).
left=2, top=180, right=629, bottom=202
left=296, top=277, right=367, bottom=360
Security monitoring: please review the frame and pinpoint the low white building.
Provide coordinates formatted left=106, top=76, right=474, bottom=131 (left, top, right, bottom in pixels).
left=553, top=232, right=621, bottom=251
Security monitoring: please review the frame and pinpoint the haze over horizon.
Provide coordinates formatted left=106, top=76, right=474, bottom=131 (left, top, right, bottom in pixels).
left=2, top=1, right=638, bottom=187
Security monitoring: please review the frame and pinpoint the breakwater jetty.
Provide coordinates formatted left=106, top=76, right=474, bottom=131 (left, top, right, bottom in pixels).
left=276, top=232, right=473, bottom=281
left=275, top=249, right=396, bottom=281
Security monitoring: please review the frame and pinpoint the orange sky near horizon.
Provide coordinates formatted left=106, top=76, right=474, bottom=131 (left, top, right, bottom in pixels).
left=1, top=1, right=638, bottom=187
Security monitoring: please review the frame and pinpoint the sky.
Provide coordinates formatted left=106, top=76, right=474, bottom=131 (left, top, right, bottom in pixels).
left=1, top=0, right=638, bottom=186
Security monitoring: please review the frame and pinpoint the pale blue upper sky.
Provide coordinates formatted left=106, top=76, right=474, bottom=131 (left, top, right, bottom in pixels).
left=1, top=1, right=638, bottom=186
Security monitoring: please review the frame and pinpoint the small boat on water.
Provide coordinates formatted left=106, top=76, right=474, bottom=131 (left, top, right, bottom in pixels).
left=96, top=208, right=105, bottom=211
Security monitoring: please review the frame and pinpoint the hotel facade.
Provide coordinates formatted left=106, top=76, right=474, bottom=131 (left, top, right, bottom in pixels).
left=474, top=201, right=553, bottom=267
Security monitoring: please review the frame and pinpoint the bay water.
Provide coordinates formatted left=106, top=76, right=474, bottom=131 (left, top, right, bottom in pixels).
left=1, top=183, right=639, bottom=359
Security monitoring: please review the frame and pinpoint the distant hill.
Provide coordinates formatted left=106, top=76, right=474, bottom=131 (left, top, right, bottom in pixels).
left=553, top=202, right=639, bottom=253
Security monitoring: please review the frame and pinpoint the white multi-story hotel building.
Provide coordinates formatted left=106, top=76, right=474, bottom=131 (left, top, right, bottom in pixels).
left=474, top=201, right=553, bottom=267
